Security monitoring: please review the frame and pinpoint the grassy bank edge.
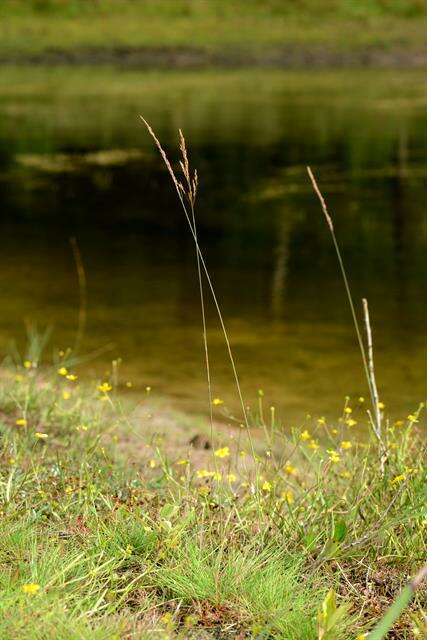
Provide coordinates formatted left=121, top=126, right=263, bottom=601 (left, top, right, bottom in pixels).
left=1, top=1, right=427, bottom=67
left=0, top=357, right=425, bottom=638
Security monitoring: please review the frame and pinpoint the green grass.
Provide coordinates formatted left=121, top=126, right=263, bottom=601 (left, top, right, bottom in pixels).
left=1, top=0, right=427, bottom=60
left=0, top=352, right=425, bottom=638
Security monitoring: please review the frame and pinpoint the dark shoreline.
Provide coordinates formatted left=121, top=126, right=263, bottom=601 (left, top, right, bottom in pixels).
left=2, top=45, right=427, bottom=69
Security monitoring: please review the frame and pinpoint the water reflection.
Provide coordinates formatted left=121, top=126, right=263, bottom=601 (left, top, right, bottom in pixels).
left=0, top=67, right=426, bottom=422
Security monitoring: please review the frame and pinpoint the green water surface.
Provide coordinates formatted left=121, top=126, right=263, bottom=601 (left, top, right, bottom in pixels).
left=1, top=67, right=426, bottom=424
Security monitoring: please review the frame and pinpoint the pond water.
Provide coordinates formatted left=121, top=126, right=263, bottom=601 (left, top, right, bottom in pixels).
left=1, top=67, right=426, bottom=423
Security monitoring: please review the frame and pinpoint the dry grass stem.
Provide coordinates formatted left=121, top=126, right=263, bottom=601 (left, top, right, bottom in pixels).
left=362, top=298, right=381, bottom=439
left=141, top=117, right=255, bottom=459
left=306, top=166, right=382, bottom=447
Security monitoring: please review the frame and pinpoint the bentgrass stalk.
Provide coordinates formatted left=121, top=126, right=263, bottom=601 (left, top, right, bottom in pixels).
left=141, top=117, right=256, bottom=461
left=307, top=167, right=382, bottom=443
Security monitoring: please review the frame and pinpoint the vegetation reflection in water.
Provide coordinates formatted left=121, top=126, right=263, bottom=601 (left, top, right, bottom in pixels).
left=0, top=67, right=427, bottom=421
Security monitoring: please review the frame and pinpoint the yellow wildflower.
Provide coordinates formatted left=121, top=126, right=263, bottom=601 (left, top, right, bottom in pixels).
left=149, top=459, right=156, bottom=469
left=15, top=418, right=27, bottom=427
left=327, top=449, right=340, bottom=463
left=341, top=470, right=351, bottom=479
left=62, top=390, right=71, bottom=400
left=405, top=467, right=417, bottom=475
left=161, top=612, right=173, bottom=626
left=198, top=486, right=210, bottom=496
left=300, top=429, right=310, bottom=441
left=281, top=490, right=294, bottom=504
left=341, top=441, right=352, bottom=450
left=394, top=420, right=404, bottom=427
left=98, top=382, right=112, bottom=393
left=125, top=381, right=132, bottom=388
left=378, top=402, right=385, bottom=410
left=390, top=474, right=406, bottom=485
left=22, top=583, right=40, bottom=595
left=317, top=417, right=326, bottom=426
left=15, top=374, right=23, bottom=382
left=35, top=433, right=48, bottom=440
left=65, top=486, right=73, bottom=494
left=407, top=414, right=418, bottom=423
left=66, top=374, right=77, bottom=381
left=346, top=418, right=357, bottom=427
left=176, top=459, right=189, bottom=465
left=23, top=360, right=32, bottom=369
left=58, top=367, right=68, bottom=376
left=212, top=398, right=224, bottom=406
left=308, top=439, right=319, bottom=450
left=196, top=469, right=214, bottom=478
left=227, top=473, right=237, bottom=483
left=332, top=428, right=338, bottom=435
left=145, top=386, right=151, bottom=393
left=214, top=446, right=230, bottom=458
left=284, top=464, right=297, bottom=476
left=358, top=397, right=365, bottom=404
left=262, top=481, right=272, bottom=492
left=344, top=407, right=352, bottom=414
left=184, top=615, right=197, bottom=628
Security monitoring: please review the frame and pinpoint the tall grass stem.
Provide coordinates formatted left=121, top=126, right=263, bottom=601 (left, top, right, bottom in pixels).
left=141, top=117, right=256, bottom=460
left=362, top=298, right=382, bottom=439
left=307, top=167, right=381, bottom=443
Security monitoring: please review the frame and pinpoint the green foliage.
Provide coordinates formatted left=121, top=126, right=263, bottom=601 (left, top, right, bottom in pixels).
left=1, top=0, right=427, bottom=58
left=0, top=355, right=425, bottom=637
left=157, top=543, right=321, bottom=637
left=333, top=520, right=347, bottom=544
left=367, top=584, right=414, bottom=639
left=318, top=589, right=351, bottom=640
left=5, top=0, right=427, bottom=19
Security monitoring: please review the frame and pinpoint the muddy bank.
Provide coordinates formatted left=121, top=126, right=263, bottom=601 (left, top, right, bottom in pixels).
left=2, top=45, right=427, bottom=68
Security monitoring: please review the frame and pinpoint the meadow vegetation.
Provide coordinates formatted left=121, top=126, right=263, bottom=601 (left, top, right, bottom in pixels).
left=1, top=0, right=427, bottom=62
left=0, top=344, right=425, bottom=638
